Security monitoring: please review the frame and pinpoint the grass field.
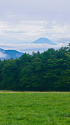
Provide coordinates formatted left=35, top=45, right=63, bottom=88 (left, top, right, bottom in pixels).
left=0, top=91, right=70, bottom=125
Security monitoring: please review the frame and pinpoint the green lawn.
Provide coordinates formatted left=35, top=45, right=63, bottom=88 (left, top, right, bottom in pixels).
left=0, top=91, right=70, bottom=125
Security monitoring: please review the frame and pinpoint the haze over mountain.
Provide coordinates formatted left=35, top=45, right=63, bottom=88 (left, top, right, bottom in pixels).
left=0, top=48, right=23, bottom=60
left=32, top=38, right=57, bottom=45
left=55, top=38, right=70, bottom=44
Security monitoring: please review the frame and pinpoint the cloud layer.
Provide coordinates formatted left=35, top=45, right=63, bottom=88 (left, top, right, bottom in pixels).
left=0, top=0, right=70, bottom=53
left=0, top=42, right=68, bottom=54
left=0, top=20, right=70, bottom=43
left=0, top=0, right=70, bottom=21
left=0, top=20, right=70, bottom=53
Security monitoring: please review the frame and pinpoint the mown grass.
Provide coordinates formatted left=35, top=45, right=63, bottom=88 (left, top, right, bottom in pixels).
left=0, top=91, right=70, bottom=125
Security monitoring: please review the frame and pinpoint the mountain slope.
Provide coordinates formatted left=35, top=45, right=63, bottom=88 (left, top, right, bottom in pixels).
left=32, top=38, right=57, bottom=45
left=0, top=48, right=23, bottom=60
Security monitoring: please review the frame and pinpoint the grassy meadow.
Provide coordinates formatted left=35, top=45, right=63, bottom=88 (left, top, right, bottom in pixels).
left=0, top=91, right=70, bottom=125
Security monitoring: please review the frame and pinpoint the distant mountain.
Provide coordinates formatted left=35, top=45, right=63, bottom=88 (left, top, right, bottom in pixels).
left=0, top=48, right=23, bottom=60
left=32, top=38, right=57, bottom=45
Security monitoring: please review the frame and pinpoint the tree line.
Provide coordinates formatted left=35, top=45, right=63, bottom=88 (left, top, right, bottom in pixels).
left=0, top=44, right=70, bottom=91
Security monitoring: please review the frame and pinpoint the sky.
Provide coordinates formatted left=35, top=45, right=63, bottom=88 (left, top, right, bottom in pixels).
left=0, top=0, right=70, bottom=53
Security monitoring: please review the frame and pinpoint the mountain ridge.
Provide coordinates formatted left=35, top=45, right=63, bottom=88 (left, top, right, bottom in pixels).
left=0, top=48, right=23, bottom=60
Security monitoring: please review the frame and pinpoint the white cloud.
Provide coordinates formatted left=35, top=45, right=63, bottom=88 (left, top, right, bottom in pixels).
left=0, top=0, right=70, bottom=22
left=0, top=20, right=70, bottom=43
left=0, top=42, right=67, bottom=54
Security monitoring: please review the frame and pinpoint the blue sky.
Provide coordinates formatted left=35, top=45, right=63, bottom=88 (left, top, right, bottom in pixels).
left=0, top=0, right=70, bottom=53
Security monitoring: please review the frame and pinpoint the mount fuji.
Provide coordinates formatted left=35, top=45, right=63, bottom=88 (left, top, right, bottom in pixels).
left=32, top=38, right=57, bottom=45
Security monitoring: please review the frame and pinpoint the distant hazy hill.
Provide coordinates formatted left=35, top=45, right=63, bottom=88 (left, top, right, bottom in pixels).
left=32, top=38, right=57, bottom=45
left=0, top=48, right=23, bottom=60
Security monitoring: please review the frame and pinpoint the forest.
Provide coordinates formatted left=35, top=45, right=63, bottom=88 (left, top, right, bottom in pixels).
left=0, top=44, right=70, bottom=91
